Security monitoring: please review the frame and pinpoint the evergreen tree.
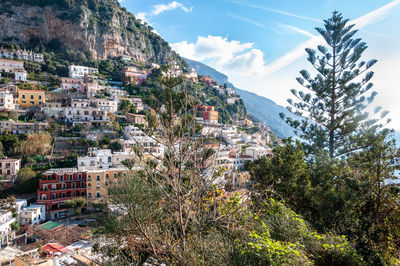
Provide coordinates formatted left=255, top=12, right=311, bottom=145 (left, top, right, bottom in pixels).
left=280, top=11, right=389, bottom=158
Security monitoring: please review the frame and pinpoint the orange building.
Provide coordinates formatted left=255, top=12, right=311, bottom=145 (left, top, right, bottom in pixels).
left=197, top=104, right=219, bottom=123
left=16, top=89, right=45, bottom=107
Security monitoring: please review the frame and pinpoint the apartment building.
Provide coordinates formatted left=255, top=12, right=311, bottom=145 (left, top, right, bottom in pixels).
left=37, top=168, right=87, bottom=220
left=16, top=89, right=45, bottom=107
left=86, top=167, right=128, bottom=207
left=0, top=210, right=16, bottom=246
left=0, top=120, right=49, bottom=134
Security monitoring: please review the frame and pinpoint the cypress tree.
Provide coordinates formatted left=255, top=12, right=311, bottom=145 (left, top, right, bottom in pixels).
left=280, top=11, right=389, bottom=158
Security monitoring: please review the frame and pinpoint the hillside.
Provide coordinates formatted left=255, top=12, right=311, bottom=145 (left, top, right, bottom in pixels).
left=0, top=0, right=186, bottom=67
left=185, top=58, right=294, bottom=138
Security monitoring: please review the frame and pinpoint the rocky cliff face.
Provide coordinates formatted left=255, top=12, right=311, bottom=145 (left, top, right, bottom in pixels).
left=0, top=0, right=184, bottom=66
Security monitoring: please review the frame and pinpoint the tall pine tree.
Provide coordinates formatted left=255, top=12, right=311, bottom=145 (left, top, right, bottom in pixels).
left=280, top=11, right=389, bottom=158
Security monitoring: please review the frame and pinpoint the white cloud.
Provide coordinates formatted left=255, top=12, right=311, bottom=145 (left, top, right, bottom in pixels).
left=151, top=1, right=193, bottom=16
left=171, top=36, right=266, bottom=77
left=136, top=1, right=193, bottom=26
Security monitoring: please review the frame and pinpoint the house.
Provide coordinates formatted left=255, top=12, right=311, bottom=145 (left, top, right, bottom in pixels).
left=14, top=199, right=28, bottom=216
left=13, top=68, right=27, bottom=81
left=20, top=204, right=46, bottom=226
left=0, top=158, right=21, bottom=177
left=68, top=65, right=98, bottom=79
left=0, top=120, right=49, bottom=134
left=37, top=168, right=87, bottom=220
left=197, top=105, right=219, bottom=123
left=126, top=113, right=147, bottom=125
left=94, top=99, right=118, bottom=113
left=181, top=69, right=198, bottom=83
left=200, top=76, right=216, bottom=86
left=16, top=89, right=45, bottom=107
left=0, top=210, right=16, bottom=246
left=0, top=88, right=15, bottom=110
left=59, top=77, right=84, bottom=93
left=226, top=97, right=240, bottom=105
left=130, top=98, right=144, bottom=112
left=41, top=243, right=72, bottom=256
left=123, top=66, right=148, bottom=85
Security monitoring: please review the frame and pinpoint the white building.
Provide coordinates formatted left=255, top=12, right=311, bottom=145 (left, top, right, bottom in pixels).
left=130, top=98, right=144, bottom=112
left=14, top=199, right=27, bottom=216
left=77, top=149, right=133, bottom=170
left=68, top=65, right=98, bottom=79
left=0, top=88, right=15, bottom=110
left=14, top=68, right=27, bottom=81
left=0, top=210, right=16, bottom=246
left=20, top=204, right=46, bottom=226
left=64, top=107, right=109, bottom=123
left=94, top=99, right=118, bottom=113
left=0, top=158, right=21, bottom=177
left=245, top=146, right=270, bottom=160
left=122, top=126, right=164, bottom=158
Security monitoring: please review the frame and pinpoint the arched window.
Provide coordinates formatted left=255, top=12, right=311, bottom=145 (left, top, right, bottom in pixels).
left=88, top=193, right=92, bottom=199
left=41, top=194, right=47, bottom=200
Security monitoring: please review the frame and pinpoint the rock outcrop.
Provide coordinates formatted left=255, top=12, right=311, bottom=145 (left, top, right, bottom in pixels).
left=0, top=0, right=184, bottom=66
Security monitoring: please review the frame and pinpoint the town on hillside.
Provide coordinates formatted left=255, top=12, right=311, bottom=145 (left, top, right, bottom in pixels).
left=0, top=47, right=278, bottom=264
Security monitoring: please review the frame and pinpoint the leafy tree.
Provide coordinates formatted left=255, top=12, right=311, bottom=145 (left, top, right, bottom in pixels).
left=345, top=129, right=400, bottom=264
left=17, top=167, right=36, bottom=183
left=64, top=198, right=86, bottom=215
left=0, top=134, right=19, bottom=155
left=119, top=99, right=131, bottom=114
left=280, top=11, right=388, bottom=158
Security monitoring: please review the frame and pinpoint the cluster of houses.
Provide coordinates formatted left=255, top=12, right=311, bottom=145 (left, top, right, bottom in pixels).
left=0, top=48, right=278, bottom=264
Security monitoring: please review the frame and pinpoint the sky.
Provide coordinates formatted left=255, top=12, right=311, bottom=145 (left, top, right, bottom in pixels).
left=119, top=0, right=400, bottom=129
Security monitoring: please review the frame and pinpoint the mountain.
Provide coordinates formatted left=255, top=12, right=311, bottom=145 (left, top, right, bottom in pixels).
left=185, top=58, right=294, bottom=138
left=0, top=0, right=186, bottom=66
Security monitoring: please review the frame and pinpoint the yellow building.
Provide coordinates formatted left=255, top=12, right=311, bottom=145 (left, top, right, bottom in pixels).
left=86, top=168, right=128, bottom=207
left=16, top=89, right=45, bottom=107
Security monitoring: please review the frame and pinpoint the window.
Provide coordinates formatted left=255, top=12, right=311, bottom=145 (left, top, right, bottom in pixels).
left=113, top=173, right=117, bottom=178
left=41, top=194, right=46, bottom=200
left=38, top=95, right=42, bottom=99
left=60, top=175, right=63, bottom=181
left=96, top=192, right=101, bottom=198
left=88, top=175, right=91, bottom=181
left=88, top=183, right=91, bottom=188
left=96, top=182, right=100, bottom=188
left=62, top=183, right=66, bottom=189
left=96, top=175, right=100, bottom=181
left=72, top=182, right=76, bottom=188
left=105, top=173, right=109, bottom=179
left=22, top=94, right=25, bottom=99
left=30, top=94, right=34, bottom=99
left=88, top=193, right=92, bottom=199
left=78, top=173, right=82, bottom=180
left=69, top=174, right=73, bottom=180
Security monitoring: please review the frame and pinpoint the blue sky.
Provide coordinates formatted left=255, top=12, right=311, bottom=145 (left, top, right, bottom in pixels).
left=120, top=0, right=400, bottom=129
